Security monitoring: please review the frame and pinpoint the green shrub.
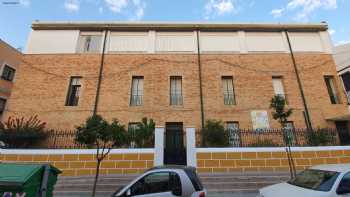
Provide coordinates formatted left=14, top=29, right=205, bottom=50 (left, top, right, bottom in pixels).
left=202, top=119, right=229, bottom=147
left=128, top=117, right=155, bottom=148
left=248, top=139, right=280, bottom=147
left=307, top=129, right=336, bottom=146
left=0, top=115, right=47, bottom=148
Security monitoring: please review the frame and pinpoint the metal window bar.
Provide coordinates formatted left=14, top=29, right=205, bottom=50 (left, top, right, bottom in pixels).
left=170, top=77, right=183, bottom=105
left=130, top=77, right=143, bottom=106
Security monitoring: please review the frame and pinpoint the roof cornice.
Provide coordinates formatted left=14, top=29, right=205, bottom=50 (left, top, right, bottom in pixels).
left=31, top=21, right=328, bottom=32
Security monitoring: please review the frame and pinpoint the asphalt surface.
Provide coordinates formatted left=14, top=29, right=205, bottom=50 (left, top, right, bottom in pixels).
left=209, top=191, right=258, bottom=197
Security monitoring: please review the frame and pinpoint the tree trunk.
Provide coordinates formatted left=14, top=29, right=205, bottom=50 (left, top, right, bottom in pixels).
left=91, top=159, right=101, bottom=197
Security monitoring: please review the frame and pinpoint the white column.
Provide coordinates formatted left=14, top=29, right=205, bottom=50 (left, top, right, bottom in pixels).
left=154, top=126, right=165, bottom=166
left=186, top=127, right=197, bottom=167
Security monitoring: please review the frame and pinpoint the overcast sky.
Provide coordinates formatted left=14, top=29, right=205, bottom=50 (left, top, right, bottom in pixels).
left=0, top=0, right=349, bottom=51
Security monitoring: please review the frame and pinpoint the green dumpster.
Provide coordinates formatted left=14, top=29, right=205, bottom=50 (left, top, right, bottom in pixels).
left=0, top=163, right=61, bottom=197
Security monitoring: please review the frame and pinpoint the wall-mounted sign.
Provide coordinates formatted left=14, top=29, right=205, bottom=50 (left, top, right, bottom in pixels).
left=251, top=110, right=270, bottom=130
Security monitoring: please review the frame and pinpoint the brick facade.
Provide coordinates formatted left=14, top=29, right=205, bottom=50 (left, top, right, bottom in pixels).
left=4, top=53, right=348, bottom=137
left=196, top=148, right=350, bottom=173
left=1, top=147, right=350, bottom=176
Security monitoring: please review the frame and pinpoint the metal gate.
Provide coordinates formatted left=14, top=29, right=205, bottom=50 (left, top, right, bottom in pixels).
left=164, top=122, right=186, bottom=165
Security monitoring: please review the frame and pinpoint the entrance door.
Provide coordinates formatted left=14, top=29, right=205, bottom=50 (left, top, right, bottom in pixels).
left=164, top=122, right=186, bottom=165
left=335, top=121, right=350, bottom=145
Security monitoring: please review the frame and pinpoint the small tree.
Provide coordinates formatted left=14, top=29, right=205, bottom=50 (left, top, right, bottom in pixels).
left=0, top=115, right=47, bottom=148
left=132, top=117, right=155, bottom=148
left=202, top=119, right=229, bottom=147
left=270, top=95, right=296, bottom=178
left=75, top=115, right=127, bottom=197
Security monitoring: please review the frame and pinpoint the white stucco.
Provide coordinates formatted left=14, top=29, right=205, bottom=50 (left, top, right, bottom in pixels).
left=156, top=32, right=195, bottom=52
left=334, top=43, right=350, bottom=72
left=154, top=127, right=165, bottom=166
left=289, top=32, right=324, bottom=52
left=185, top=127, right=197, bottom=167
left=109, top=32, right=149, bottom=52
left=246, top=32, right=287, bottom=52
left=25, top=29, right=333, bottom=54
left=200, top=32, right=240, bottom=52
left=26, top=30, right=79, bottom=54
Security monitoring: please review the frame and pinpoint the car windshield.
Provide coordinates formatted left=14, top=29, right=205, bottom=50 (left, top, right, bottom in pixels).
left=288, top=169, right=340, bottom=192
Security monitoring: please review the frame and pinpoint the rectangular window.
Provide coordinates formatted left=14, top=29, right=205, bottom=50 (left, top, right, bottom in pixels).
left=324, top=76, right=340, bottom=104
left=0, top=98, right=6, bottom=114
left=226, top=122, right=240, bottom=146
left=272, top=76, right=286, bottom=99
left=65, top=77, right=81, bottom=106
left=1, top=65, right=16, bottom=81
left=78, top=35, right=102, bottom=53
left=222, top=76, right=235, bottom=105
left=170, top=76, right=183, bottom=105
left=130, top=76, right=144, bottom=106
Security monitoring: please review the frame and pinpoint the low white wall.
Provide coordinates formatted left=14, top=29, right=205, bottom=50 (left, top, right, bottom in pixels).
left=197, top=146, right=350, bottom=153
left=0, top=148, right=154, bottom=155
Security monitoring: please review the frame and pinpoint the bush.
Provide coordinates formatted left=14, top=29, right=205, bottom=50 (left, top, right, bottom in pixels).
left=202, top=119, right=229, bottom=147
left=0, top=115, right=47, bottom=148
left=248, top=139, right=280, bottom=147
left=128, top=117, right=155, bottom=148
left=307, top=129, right=337, bottom=146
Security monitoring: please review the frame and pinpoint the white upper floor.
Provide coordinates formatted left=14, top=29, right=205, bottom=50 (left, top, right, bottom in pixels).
left=25, top=22, right=334, bottom=54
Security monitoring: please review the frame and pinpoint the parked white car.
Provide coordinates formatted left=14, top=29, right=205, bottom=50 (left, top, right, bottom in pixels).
left=111, top=165, right=207, bottom=197
left=258, top=164, right=350, bottom=197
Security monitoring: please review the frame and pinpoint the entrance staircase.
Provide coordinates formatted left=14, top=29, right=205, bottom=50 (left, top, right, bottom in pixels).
left=54, top=172, right=290, bottom=197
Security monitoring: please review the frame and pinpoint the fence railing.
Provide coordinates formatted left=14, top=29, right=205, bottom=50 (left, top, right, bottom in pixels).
left=0, top=128, right=342, bottom=149
left=225, top=128, right=340, bottom=147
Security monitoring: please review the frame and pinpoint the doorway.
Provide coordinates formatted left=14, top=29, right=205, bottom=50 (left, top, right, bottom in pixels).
left=335, top=121, right=350, bottom=145
left=164, top=122, right=186, bottom=165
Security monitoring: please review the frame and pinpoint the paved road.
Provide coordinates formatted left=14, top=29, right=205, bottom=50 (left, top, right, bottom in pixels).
left=209, top=191, right=258, bottom=197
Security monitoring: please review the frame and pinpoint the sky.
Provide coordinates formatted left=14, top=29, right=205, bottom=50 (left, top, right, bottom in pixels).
left=0, top=0, right=349, bottom=51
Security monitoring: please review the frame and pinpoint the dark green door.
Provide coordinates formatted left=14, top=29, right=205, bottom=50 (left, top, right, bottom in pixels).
left=164, top=123, right=186, bottom=165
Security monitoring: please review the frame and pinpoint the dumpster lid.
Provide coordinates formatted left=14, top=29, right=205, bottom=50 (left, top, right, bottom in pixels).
left=0, top=163, right=61, bottom=187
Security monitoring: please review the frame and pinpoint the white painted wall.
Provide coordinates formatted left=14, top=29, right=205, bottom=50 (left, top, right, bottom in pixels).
left=156, top=32, right=195, bottom=52
left=289, top=32, right=324, bottom=52
left=26, top=30, right=79, bottom=54
left=200, top=32, right=240, bottom=52
left=334, top=43, right=350, bottom=72
left=109, top=32, right=149, bottom=52
left=154, top=127, right=164, bottom=166
left=25, top=29, right=333, bottom=54
left=185, top=127, right=197, bottom=167
left=246, top=32, right=287, bottom=52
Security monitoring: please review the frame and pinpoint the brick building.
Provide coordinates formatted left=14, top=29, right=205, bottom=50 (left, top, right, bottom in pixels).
left=0, top=39, right=22, bottom=119
left=4, top=22, right=350, bottom=145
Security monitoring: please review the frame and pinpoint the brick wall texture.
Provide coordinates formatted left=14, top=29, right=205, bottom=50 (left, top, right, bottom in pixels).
left=0, top=152, right=154, bottom=176
left=1, top=148, right=350, bottom=176
left=197, top=149, right=350, bottom=173
left=3, top=53, right=349, bottom=137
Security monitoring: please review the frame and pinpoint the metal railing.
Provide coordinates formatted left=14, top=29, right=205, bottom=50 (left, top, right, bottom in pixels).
left=224, top=93, right=235, bottom=105
left=130, top=95, right=143, bottom=106
left=0, top=128, right=342, bottom=149
left=223, top=128, right=340, bottom=147
left=170, top=94, right=183, bottom=105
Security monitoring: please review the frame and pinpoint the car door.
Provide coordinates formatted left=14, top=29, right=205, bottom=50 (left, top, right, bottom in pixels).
left=336, top=172, right=350, bottom=196
left=124, top=171, right=182, bottom=197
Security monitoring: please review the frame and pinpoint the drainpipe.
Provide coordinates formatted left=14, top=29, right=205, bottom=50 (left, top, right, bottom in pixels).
left=93, top=29, right=108, bottom=116
left=284, top=30, right=313, bottom=130
left=196, top=29, right=205, bottom=146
